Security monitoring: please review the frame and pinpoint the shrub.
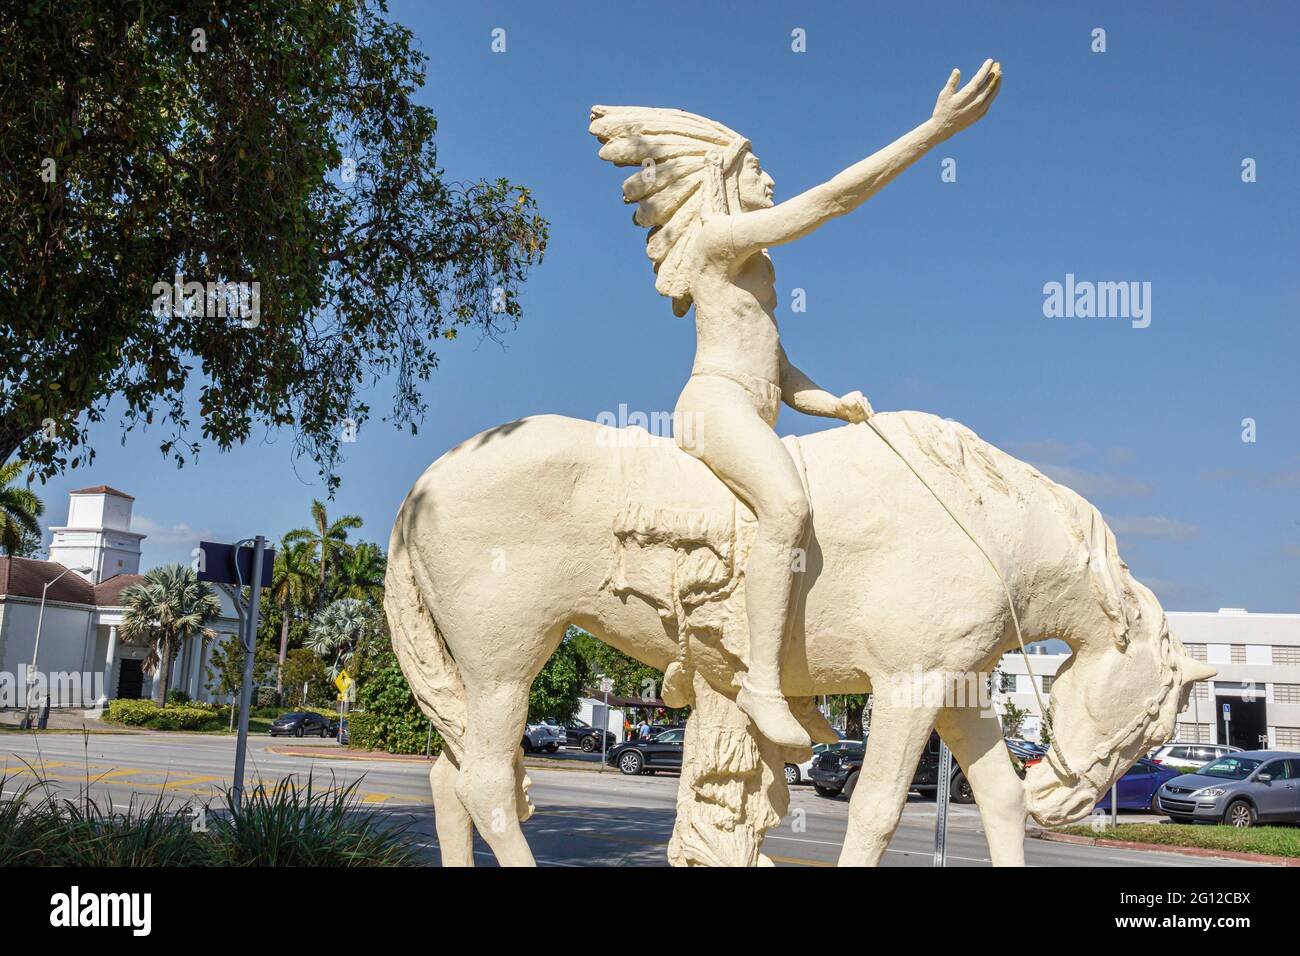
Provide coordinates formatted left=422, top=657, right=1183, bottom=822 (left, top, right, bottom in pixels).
left=105, top=699, right=160, bottom=726
left=212, top=773, right=417, bottom=866
left=104, top=699, right=217, bottom=731
left=166, top=689, right=191, bottom=705
left=0, top=772, right=417, bottom=866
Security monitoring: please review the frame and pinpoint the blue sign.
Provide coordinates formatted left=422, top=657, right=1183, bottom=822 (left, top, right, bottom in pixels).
left=1222, top=703, right=1231, bottom=719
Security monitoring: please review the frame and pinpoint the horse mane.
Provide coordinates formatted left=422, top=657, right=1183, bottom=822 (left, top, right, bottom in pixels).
left=875, top=412, right=1138, bottom=647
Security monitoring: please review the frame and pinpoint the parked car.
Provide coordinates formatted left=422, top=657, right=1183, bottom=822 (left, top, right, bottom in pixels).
left=1005, top=738, right=1046, bottom=767
left=785, top=740, right=862, bottom=786
left=606, top=726, right=686, bottom=774
left=269, top=711, right=338, bottom=738
left=521, top=720, right=565, bottom=753
left=808, top=733, right=977, bottom=803
left=1093, top=757, right=1181, bottom=812
left=1148, top=742, right=1242, bottom=770
left=553, top=717, right=616, bottom=752
left=1157, top=751, right=1300, bottom=826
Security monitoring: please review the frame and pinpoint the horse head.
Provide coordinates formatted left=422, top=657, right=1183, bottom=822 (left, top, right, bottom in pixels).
left=1024, top=576, right=1215, bottom=827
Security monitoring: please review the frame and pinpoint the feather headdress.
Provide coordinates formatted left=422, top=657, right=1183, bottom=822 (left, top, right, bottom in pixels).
left=589, top=106, right=751, bottom=316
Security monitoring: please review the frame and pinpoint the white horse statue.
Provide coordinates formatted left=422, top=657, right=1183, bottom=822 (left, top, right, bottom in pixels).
left=384, top=411, right=1214, bottom=866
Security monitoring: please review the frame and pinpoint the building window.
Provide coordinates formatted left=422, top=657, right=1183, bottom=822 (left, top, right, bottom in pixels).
left=1231, top=645, right=1246, bottom=664
left=1274, top=684, right=1300, bottom=704
left=1041, top=676, right=1055, bottom=694
left=1176, top=723, right=1211, bottom=744
left=1185, top=643, right=1207, bottom=662
left=1275, top=646, right=1300, bottom=666
left=1000, top=673, right=1015, bottom=693
left=1275, top=727, right=1300, bottom=749
left=1190, top=681, right=1209, bottom=700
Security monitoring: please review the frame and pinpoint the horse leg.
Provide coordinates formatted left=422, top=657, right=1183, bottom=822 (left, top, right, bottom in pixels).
left=429, top=755, right=475, bottom=867
left=454, top=680, right=536, bottom=867
left=936, top=705, right=1027, bottom=866
left=838, top=701, right=939, bottom=866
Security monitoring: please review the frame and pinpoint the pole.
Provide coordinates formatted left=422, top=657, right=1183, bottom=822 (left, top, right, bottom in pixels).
left=599, top=686, right=610, bottom=772
left=1110, top=782, right=1118, bottom=828
left=231, top=536, right=267, bottom=811
left=934, top=739, right=952, bottom=867
left=22, top=567, right=85, bottom=728
left=425, top=718, right=433, bottom=758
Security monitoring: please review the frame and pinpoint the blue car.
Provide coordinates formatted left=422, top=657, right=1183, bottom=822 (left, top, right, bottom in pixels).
left=1094, top=757, right=1180, bottom=812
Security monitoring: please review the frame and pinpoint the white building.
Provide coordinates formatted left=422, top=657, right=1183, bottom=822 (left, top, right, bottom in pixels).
left=994, top=609, right=1300, bottom=751
left=0, top=486, right=240, bottom=708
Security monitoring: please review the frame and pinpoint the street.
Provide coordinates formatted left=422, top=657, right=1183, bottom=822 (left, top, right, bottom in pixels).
left=0, top=733, right=1263, bottom=867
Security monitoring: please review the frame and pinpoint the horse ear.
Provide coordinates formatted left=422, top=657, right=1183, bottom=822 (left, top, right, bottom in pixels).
left=1180, top=658, right=1216, bottom=683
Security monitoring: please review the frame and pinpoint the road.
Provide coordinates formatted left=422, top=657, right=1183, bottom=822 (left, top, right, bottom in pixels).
left=0, top=732, right=1262, bottom=867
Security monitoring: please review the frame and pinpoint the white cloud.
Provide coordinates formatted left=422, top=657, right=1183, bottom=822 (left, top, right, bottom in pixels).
left=1108, top=515, right=1200, bottom=542
left=132, top=515, right=214, bottom=549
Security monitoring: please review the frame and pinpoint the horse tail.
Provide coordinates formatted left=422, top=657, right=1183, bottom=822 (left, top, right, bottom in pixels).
left=384, top=507, right=467, bottom=762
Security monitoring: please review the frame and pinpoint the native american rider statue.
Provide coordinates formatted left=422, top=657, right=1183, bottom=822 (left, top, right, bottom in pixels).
left=590, top=61, right=1002, bottom=748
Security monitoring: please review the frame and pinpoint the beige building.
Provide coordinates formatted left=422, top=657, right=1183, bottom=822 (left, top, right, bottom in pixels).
left=995, top=609, right=1300, bottom=751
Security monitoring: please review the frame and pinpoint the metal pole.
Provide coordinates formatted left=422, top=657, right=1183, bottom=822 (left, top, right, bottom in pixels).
left=934, top=739, right=952, bottom=867
left=599, top=687, right=610, bottom=772
left=425, top=718, right=433, bottom=758
left=1110, top=782, right=1118, bottom=828
left=22, top=567, right=84, bottom=728
left=231, top=536, right=267, bottom=811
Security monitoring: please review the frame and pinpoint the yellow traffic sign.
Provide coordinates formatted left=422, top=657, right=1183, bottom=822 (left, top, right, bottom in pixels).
left=334, top=670, right=352, bottom=694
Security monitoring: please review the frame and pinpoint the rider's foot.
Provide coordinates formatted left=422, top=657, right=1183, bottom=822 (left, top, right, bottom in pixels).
left=790, top=697, right=840, bottom=745
left=661, top=661, right=691, bottom=708
left=737, top=676, right=811, bottom=749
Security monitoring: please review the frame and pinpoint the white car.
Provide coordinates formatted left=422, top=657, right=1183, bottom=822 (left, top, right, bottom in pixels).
left=784, top=740, right=863, bottom=785
left=522, top=720, right=564, bottom=753
left=1149, top=742, right=1242, bottom=771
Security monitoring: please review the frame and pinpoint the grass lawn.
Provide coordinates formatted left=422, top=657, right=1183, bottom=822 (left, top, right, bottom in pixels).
left=1056, top=822, right=1300, bottom=858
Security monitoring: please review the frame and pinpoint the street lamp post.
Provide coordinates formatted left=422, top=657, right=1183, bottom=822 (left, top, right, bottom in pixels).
left=22, top=565, right=92, bottom=730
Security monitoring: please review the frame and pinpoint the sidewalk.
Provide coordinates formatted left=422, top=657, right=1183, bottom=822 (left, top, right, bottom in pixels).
left=0, top=708, right=141, bottom=734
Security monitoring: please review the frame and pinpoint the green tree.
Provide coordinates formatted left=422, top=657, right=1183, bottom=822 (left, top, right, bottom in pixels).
left=336, top=541, right=386, bottom=605
left=206, top=634, right=278, bottom=701
left=999, top=701, right=1031, bottom=740
left=568, top=626, right=662, bottom=700
left=0, top=1, right=547, bottom=489
left=285, top=500, right=362, bottom=611
left=281, top=647, right=332, bottom=708
left=528, top=634, right=591, bottom=723
left=349, top=612, right=432, bottom=755
left=0, top=461, right=44, bottom=556
left=119, top=564, right=222, bottom=704
left=268, top=539, right=316, bottom=694
left=307, top=597, right=368, bottom=677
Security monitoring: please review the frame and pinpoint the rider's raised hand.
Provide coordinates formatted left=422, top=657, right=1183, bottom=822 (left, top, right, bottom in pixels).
left=931, top=59, right=1001, bottom=138
left=835, top=390, right=875, bottom=424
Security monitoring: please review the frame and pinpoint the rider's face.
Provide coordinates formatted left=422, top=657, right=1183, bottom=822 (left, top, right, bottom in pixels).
left=737, top=153, right=775, bottom=210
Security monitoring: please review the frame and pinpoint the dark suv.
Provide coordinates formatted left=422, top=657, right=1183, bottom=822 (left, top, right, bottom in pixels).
left=808, top=732, right=975, bottom=803
left=557, top=717, right=617, bottom=752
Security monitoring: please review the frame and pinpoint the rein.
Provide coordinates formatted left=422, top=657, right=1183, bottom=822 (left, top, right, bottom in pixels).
left=858, top=418, right=1076, bottom=781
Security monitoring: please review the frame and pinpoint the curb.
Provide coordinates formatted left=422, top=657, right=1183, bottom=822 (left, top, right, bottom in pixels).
left=1032, top=829, right=1300, bottom=866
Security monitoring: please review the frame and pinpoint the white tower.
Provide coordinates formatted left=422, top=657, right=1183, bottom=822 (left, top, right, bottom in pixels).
left=47, top=486, right=147, bottom=584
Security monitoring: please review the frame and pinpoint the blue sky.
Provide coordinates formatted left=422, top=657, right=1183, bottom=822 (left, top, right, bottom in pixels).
left=34, top=1, right=1299, bottom=613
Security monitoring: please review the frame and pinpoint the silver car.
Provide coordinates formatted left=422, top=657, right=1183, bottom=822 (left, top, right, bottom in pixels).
left=1157, top=750, right=1300, bottom=826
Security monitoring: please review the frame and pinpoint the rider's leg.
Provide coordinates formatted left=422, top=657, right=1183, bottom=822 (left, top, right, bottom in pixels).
left=678, top=386, right=811, bottom=748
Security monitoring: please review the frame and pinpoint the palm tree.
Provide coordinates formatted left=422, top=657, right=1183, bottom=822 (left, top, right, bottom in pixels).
left=284, top=499, right=362, bottom=611
left=337, top=542, right=386, bottom=604
left=0, top=460, right=44, bottom=556
left=269, top=539, right=316, bottom=694
left=119, top=564, right=222, bottom=704
left=307, top=598, right=368, bottom=678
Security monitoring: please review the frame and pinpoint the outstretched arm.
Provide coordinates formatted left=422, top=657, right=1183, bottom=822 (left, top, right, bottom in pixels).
left=780, top=346, right=873, bottom=422
left=730, top=60, right=1001, bottom=256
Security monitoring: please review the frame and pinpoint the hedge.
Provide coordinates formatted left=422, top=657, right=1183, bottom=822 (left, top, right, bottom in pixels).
left=104, top=699, right=218, bottom=730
